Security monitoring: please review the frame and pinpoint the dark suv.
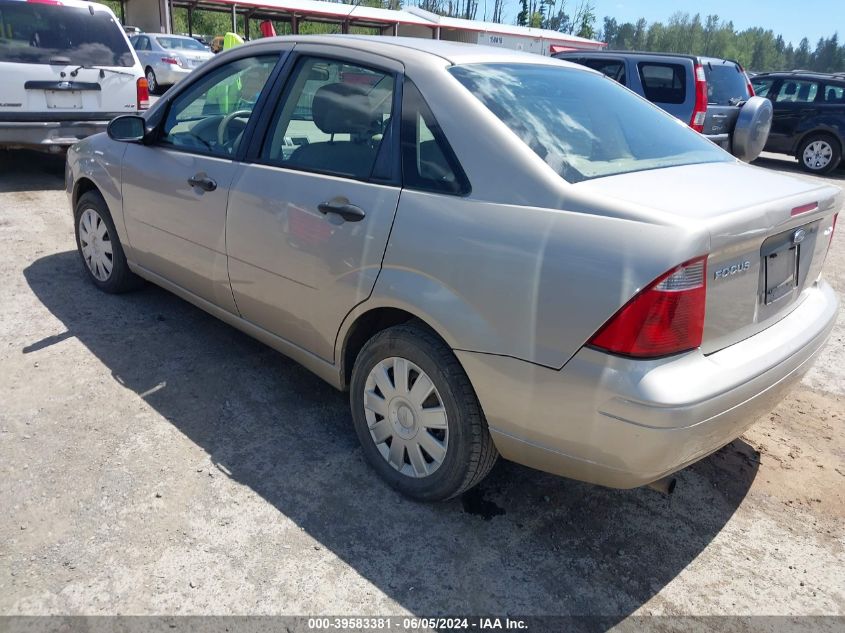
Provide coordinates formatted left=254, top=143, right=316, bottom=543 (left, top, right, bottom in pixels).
left=554, top=50, right=772, bottom=162
left=751, top=71, right=845, bottom=174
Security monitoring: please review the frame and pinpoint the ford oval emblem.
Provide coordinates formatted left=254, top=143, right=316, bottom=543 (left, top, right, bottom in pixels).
left=793, top=228, right=806, bottom=244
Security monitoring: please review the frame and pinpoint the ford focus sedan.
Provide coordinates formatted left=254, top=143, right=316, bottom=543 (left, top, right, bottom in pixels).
left=66, top=36, right=840, bottom=501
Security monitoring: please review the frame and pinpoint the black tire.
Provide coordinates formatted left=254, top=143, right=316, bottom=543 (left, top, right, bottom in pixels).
left=74, top=190, right=143, bottom=293
left=350, top=322, right=498, bottom=501
left=145, top=67, right=160, bottom=95
left=797, top=133, right=842, bottom=174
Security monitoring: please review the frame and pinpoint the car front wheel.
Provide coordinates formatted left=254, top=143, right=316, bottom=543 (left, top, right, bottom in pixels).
left=74, top=191, right=142, bottom=293
left=798, top=134, right=841, bottom=174
left=350, top=323, right=498, bottom=501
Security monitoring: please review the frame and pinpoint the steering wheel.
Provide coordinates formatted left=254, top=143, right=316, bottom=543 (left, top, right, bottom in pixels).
left=217, top=109, right=252, bottom=148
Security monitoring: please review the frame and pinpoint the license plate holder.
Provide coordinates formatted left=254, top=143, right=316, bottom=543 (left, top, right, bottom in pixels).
left=45, top=90, right=83, bottom=109
left=764, top=243, right=797, bottom=305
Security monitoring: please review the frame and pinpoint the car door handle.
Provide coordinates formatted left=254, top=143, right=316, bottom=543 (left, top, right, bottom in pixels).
left=318, top=200, right=366, bottom=222
left=187, top=174, right=217, bottom=192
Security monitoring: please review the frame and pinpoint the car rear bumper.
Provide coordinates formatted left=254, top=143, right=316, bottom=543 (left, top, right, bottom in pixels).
left=0, top=117, right=125, bottom=149
left=457, top=280, right=838, bottom=489
left=153, top=63, right=193, bottom=86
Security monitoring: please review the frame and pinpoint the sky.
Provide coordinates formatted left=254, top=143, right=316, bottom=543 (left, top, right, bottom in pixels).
left=494, top=0, right=844, bottom=47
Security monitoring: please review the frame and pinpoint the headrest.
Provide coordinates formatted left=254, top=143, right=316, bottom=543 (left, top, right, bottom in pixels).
left=312, top=83, right=375, bottom=135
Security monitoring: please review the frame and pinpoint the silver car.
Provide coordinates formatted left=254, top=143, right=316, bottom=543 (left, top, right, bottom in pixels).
left=66, top=36, right=840, bottom=501
left=129, top=33, right=213, bottom=95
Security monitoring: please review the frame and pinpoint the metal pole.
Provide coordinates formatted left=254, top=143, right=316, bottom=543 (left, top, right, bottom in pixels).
left=232, top=4, right=237, bottom=33
left=245, top=11, right=251, bottom=40
left=119, top=0, right=125, bottom=25
left=291, top=14, right=298, bottom=35
left=393, top=22, right=398, bottom=36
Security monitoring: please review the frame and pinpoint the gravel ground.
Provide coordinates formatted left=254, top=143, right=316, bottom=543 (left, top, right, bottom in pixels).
left=0, top=149, right=843, bottom=627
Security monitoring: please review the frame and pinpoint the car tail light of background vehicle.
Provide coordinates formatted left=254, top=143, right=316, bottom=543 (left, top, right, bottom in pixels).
left=160, top=56, right=185, bottom=67
left=588, top=256, right=708, bottom=358
left=737, top=63, right=755, bottom=97
left=690, top=64, right=708, bottom=132
left=136, top=77, right=149, bottom=110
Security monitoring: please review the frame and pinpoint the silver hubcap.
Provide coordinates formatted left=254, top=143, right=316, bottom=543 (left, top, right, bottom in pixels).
left=146, top=70, right=156, bottom=91
left=78, top=208, right=113, bottom=281
left=803, top=140, right=833, bottom=169
left=363, top=357, right=448, bottom=478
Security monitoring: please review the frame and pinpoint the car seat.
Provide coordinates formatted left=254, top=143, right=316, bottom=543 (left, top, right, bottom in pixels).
left=287, top=83, right=381, bottom=178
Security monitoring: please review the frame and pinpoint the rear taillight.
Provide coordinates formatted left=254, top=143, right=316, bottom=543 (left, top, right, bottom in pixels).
left=737, top=63, right=755, bottom=97
left=588, top=256, right=708, bottom=358
left=690, top=64, right=708, bottom=133
left=161, top=56, right=180, bottom=65
left=136, top=77, right=149, bottom=111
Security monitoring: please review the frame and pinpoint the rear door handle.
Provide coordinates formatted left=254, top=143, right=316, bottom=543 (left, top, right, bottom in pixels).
left=318, top=200, right=366, bottom=222
left=187, top=174, right=217, bottom=192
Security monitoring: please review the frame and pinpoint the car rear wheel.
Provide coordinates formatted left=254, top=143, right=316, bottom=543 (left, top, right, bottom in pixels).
left=798, top=134, right=841, bottom=174
left=74, top=191, right=142, bottom=293
left=349, top=323, right=498, bottom=501
left=145, top=68, right=159, bottom=95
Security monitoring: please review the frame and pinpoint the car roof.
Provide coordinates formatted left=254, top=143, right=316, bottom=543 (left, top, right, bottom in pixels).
left=233, top=34, right=590, bottom=68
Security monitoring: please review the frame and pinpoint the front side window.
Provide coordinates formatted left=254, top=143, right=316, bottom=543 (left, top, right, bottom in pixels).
left=638, top=62, right=686, bottom=104
left=775, top=80, right=819, bottom=103
left=0, top=0, right=133, bottom=66
left=449, top=63, right=731, bottom=183
left=160, top=55, right=276, bottom=156
left=262, top=57, right=394, bottom=180
left=401, top=79, right=469, bottom=195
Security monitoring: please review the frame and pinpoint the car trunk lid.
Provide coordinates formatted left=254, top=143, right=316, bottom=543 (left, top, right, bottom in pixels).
left=574, top=161, right=841, bottom=354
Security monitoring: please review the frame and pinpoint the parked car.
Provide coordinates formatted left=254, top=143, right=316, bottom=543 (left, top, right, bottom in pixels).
left=129, top=33, right=214, bottom=95
left=554, top=50, right=772, bottom=162
left=0, top=0, right=147, bottom=152
left=751, top=71, right=845, bottom=174
left=67, top=36, right=840, bottom=501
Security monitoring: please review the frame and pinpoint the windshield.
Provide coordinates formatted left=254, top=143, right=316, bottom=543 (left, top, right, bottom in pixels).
left=703, top=61, right=751, bottom=105
left=156, top=36, right=207, bottom=51
left=449, top=63, right=732, bottom=183
left=0, top=1, right=133, bottom=67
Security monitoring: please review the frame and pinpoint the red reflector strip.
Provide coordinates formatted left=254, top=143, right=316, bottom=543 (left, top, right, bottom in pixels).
left=791, top=202, right=818, bottom=216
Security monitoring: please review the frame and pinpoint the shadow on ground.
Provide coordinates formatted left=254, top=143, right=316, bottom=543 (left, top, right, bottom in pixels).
left=23, top=250, right=760, bottom=622
left=753, top=154, right=845, bottom=180
left=0, top=150, right=66, bottom=193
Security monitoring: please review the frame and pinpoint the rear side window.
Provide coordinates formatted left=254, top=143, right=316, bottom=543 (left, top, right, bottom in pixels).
left=821, top=84, right=845, bottom=103
left=581, top=59, right=626, bottom=85
left=775, top=80, right=819, bottom=103
left=703, top=62, right=751, bottom=105
left=449, top=63, right=730, bottom=183
left=401, top=80, right=469, bottom=195
left=638, top=63, right=686, bottom=104
left=0, top=1, right=133, bottom=67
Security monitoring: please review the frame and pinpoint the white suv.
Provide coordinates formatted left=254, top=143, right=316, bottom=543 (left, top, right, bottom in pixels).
left=0, top=0, right=147, bottom=152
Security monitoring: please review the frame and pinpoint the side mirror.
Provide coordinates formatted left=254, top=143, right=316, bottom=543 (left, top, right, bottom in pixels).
left=107, top=115, right=146, bottom=142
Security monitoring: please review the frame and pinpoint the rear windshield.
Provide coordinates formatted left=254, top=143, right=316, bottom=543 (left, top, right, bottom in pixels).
left=449, top=63, right=731, bottom=183
left=703, top=61, right=750, bottom=105
left=0, top=1, right=133, bottom=67
left=156, top=36, right=207, bottom=51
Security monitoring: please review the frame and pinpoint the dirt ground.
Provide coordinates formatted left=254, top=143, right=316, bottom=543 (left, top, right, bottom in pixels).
left=0, top=149, right=843, bottom=626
